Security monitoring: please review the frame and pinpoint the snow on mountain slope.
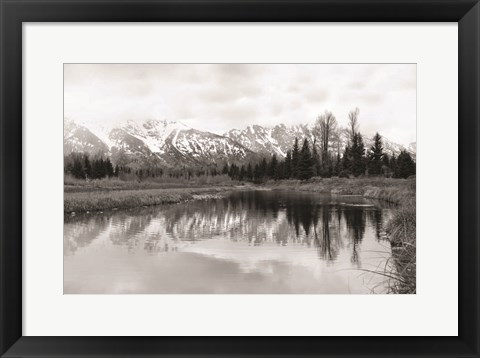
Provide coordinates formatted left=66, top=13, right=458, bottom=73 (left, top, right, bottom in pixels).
left=226, top=123, right=416, bottom=160
left=158, top=129, right=254, bottom=166
left=108, top=128, right=157, bottom=159
left=64, top=118, right=109, bottom=156
left=64, top=118, right=416, bottom=167
left=270, top=124, right=315, bottom=154
left=75, top=120, right=116, bottom=149
left=225, top=125, right=278, bottom=157
left=122, top=119, right=191, bottom=155
left=117, top=120, right=255, bottom=166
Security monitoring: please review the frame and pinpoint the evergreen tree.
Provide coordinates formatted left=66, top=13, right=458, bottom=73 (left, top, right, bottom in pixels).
left=332, top=153, right=341, bottom=176
left=89, top=157, right=110, bottom=179
left=234, top=164, right=240, bottom=179
left=351, top=133, right=366, bottom=177
left=105, top=158, right=114, bottom=177
left=297, top=138, right=314, bottom=180
left=228, top=163, right=237, bottom=178
left=259, top=158, right=268, bottom=179
left=71, top=156, right=85, bottom=179
left=268, top=154, right=278, bottom=178
left=274, top=161, right=284, bottom=180
left=90, top=159, right=100, bottom=179
left=311, top=142, right=321, bottom=177
left=83, top=154, right=92, bottom=178
left=253, top=164, right=261, bottom=182
left=64, top=156, right=74, bottom=175
left=114, top=165, right=120, bottom=177
left=367, top=132, right=384, bottom=175
left=100, top=159, right=106, bottom=178
left=291, top=138, right=300, bottom=178
left=99, top=158, right=107, bottom=178
left=342, top=145, right=352, bottom=173
left=284, top=150, right=292, bottom=178
left=246, top=163, right=253, bottom=181
left=394, top=150, right=416, bottom=178
left=239, top=165, right=246, bottom=181
left=222, top=163, right=229, bottom=175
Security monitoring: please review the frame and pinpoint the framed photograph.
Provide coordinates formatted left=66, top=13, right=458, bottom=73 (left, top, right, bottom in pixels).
left=1, top=0, right=478, bottom=357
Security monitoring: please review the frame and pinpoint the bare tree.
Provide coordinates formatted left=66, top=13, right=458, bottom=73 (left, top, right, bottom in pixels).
left=330, top=125, right=342, bottom=158
left=348, top=107, right=360, bottom=142
left=313, top=110, right=338, bottom=172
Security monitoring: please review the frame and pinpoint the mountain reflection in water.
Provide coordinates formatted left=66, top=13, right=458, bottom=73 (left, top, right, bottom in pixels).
left=64, top=190, right=394, bottom=294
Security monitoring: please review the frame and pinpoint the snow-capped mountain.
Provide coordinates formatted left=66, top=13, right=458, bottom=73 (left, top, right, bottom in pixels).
left=225, top=124, right=314, bottom=158
left=118, top=119, right=256, bottom=166
left=64, top=118, right=416, bottom=167
left=226, top=124, right=416, bottom=160
left=121, top=119, right=190, bottom=155
left=64, top=119, right=109, bottom=156
left=64, top=118, right=256, bottom=167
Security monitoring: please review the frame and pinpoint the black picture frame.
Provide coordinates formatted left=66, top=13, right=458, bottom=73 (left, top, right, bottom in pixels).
left=1, top=1, right=479, bottom=357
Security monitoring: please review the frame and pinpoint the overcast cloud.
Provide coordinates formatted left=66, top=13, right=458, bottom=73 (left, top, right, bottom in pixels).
left=64, top=64, right=416, bottom=145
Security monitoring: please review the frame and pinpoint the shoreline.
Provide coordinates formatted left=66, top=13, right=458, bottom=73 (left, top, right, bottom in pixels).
left=265, top=177, right=415, bottom=206
left=64, top=185, right=241, bottom=214
left=64, top=177, right=414, bottom=214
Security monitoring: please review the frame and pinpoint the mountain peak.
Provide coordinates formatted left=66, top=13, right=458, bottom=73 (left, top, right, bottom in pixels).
left=65, top=119, right=416, bottom=167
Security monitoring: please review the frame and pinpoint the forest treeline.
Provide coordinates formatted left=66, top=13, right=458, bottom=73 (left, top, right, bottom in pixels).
left=65, top=155, right=116, bottom=180
left=222, top=134, right=415, bottom=182
left=64, top=108, right=415, bottom=182
left=64, top=153, right=222, bottom=181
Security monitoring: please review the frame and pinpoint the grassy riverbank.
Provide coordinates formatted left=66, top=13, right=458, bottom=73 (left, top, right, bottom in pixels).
left=385, top=202, right=416, bottom=293
left=64, top=186, right=236, bottom=213
left=266, top=177, right=415, bottom=206
left=64, top=174, right=236, bottom=193
left=64, top=176, right=241, bottom=213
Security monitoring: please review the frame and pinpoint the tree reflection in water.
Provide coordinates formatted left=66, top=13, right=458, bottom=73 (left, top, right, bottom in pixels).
left=65, top=190, right=389, bottom=268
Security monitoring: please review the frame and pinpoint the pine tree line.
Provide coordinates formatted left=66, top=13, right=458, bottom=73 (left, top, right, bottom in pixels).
left=65, top=153, right=116, bottom=180
left=65, top=153, right=228, bottom=181
left=224, top=133, right=415, bottom=182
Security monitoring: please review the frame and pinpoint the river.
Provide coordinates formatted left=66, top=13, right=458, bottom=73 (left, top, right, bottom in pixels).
left=64, top=189, right=395, bottom=294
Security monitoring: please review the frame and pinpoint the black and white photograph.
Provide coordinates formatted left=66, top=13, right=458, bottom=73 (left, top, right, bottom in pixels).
left=63, top=63, right=416, bottom=294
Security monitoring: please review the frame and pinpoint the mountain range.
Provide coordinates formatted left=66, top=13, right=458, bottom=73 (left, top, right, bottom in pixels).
left=64, top=118, right=416, bottom=167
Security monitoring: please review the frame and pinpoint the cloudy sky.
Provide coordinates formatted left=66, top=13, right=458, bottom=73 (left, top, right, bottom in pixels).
left=64, top=63, right=416, bottom=145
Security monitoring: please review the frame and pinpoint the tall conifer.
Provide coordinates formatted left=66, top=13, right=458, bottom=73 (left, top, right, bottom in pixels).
left=297, top=138, right=314, bottom=180
left=368, top=133, right=384, bottom=175
left=291, top=138, right=300, bottom=178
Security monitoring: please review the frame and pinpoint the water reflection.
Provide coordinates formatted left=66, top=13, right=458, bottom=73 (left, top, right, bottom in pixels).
left=64, top=190, right=394, bottom=294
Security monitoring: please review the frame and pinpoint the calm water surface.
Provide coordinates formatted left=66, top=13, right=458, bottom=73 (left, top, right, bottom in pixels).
left=64, top=190, right=394, bottom=294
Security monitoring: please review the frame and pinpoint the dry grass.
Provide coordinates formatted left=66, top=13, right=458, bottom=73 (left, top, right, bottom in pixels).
left=64, top=174, right=237, bottom=193
left=64, top=187, right=233, bottom=213
left=384, top=202, right=416, bottom=293
left=267, top=177, right=415, bottom=205
left=64, top=174, right=242, bottom=212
